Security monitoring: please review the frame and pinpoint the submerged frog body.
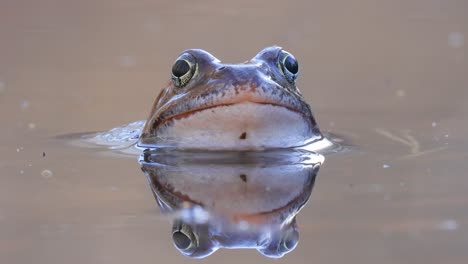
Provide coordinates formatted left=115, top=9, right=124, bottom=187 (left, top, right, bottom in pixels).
left=138, top=46, right=324, bottom=150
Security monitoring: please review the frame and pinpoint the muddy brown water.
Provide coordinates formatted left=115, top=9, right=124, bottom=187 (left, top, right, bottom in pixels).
left=1, top=1, right=468, bottom=263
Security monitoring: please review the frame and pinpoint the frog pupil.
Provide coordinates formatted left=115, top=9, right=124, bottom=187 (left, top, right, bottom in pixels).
left=284, top=56, right=298, bottom=75
left=172, top=60, right=191, bottom=78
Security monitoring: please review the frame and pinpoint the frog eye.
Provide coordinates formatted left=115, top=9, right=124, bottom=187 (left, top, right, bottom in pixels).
left=171, top=53, right=197, bottom=88
left=278, top=50, right=299, bottom=84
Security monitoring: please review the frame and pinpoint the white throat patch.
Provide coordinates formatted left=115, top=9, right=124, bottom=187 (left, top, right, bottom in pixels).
left=155, top=102, right=312, bottom=150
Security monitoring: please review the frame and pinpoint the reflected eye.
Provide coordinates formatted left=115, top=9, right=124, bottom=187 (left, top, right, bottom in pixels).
left=172, top=221, right=198, bottom=253
left=278, top=50, right=299, bottom=84
left=173, top=230, right=193, bottom=250
left=171, top=53, right=197, bottom=88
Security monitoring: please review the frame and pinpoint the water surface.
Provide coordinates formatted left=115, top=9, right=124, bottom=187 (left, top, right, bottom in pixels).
left=1, top=1, right=468, bottom=263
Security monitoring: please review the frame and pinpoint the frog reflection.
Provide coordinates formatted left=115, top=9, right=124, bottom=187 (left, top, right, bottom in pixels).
left=139, top=150, right=323, bottom=258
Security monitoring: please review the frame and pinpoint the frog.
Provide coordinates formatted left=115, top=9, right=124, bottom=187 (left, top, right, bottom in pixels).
left=138, top=46, right=325, bottom=151
left=75, top=46, right=335, bottom=153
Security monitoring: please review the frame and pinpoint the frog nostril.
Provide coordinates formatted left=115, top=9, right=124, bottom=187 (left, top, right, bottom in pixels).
left=218, top=66, right=226, bottom=71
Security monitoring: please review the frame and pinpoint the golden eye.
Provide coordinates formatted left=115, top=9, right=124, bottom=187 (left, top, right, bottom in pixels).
left=278, top=50, right=299, bottom=84
left=171, top=53, right=197, bottom=88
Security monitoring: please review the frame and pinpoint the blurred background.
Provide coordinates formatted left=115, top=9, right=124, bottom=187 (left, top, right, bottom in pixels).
left=0, top=0, right=467, bottom=263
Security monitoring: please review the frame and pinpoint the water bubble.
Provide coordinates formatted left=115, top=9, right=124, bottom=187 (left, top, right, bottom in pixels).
left=41, top=169, right=53, bottom=179
left=448, top=32, right=464, bottom=48
left=382, top=164, right=390, bottom=169
left=16, top=147, right=24, bottom=152
left=19, top=170, right=24, bottom=174
left=28, top=123, right=36, bottom=129
left=432, top=122, right=437, bottom=128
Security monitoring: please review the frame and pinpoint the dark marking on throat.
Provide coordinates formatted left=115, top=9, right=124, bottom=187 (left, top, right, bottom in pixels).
left=239, top=132, right=247, bottom=139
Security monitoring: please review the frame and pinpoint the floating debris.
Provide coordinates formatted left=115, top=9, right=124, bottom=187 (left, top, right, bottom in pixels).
left=375, top=128, right=420, bottom=154
left=16, top=147, right=24, bottom=152
left=42, top=152, right=46, bottom=157
left=41, top=169, right=53, bottom=179
left=382, top=164, right=390, bottom=169
left=431, top=122, right=437, bottom=128
left=28, top=123, right=36, bottom=130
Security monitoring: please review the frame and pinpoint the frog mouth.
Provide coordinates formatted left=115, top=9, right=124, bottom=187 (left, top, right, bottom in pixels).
left=160, top=101, right=306, bottom=127
left=140, top=102, right=320, bottom=150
